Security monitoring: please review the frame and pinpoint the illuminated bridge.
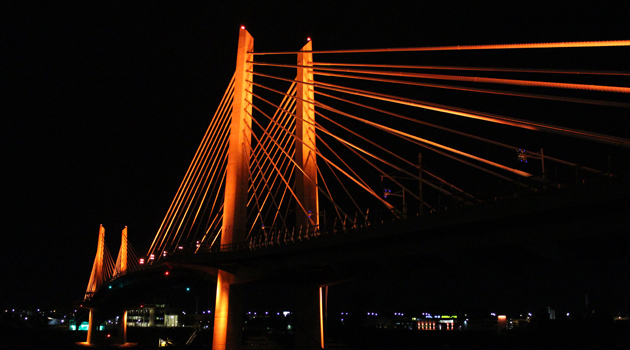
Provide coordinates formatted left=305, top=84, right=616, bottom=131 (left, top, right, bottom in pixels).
left=80, top=28, right=630, bottom=349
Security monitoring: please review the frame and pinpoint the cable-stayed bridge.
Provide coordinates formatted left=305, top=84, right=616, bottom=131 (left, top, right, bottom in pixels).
left=79, top=28, right=630, bottom=349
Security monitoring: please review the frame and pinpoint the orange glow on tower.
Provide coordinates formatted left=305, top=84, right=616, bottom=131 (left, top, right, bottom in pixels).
left=114, top=226, right=128, bottom=276
left=213, top=27, right=253, bottom=350
left=222, top=26, right=253, bottom=246
left=85, top=225, right=107, bottom=300
left=296, top=40, right=319, bottom=232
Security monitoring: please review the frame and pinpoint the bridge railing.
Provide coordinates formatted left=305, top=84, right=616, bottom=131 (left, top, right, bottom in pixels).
left=218, top=217, right=372, bottom=252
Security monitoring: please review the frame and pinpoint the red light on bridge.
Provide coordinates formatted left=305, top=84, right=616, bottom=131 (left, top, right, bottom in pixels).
left=307, top=37, right=312, bottom=42
left=241, top=25, right=245, bottom=30
left=165, top=271, right=169, bottom=276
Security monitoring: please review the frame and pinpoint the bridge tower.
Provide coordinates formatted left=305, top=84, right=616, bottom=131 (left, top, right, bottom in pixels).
left=296, top=40, right=319, bottom=232
left=295, top=40, right=326, bottom=350
left=212, top=29, right=324, bottom=350
left=213, top=26, right=253, bottom=350
left=114, top=226, right=128, bottom=276
left=85, top=224, right=107, bottom=300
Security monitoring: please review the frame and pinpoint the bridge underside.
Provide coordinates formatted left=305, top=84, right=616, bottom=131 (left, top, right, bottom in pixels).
left=86, top=182, right=630, bottom=317
left=171, top=182, right=630, bottom=284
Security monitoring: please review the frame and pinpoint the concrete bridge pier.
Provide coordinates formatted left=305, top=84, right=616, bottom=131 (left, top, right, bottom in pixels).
left=75, top=307, right=99, bottom=346
left=213, top=269, right=244, bottom=350
left=86, top=308, right=97, bottom=345
left=295, top=285, right=325, bottom=350
left=117, top=310, right=128, bottom=345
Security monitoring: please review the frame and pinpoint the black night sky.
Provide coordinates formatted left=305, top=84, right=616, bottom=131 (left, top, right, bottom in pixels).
left=2, top=1, right=629, bottom=314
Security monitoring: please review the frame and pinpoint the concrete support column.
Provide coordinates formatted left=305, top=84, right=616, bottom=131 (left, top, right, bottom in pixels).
left=86, top=308, right=97, bottom=345
left=118, top=310, right=128, bottom=344
left=212, top=270, right=243, bottom=350
left=295, top=286, right=324, bottom=350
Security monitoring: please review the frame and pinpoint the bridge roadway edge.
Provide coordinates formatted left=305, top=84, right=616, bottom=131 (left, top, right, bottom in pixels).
left=168, top=180, right=630, bottom=287
left=83, top=180, right=630, bottom=316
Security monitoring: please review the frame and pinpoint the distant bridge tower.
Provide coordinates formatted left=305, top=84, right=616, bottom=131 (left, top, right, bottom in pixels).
left=82, top=225, right=134, bottom=346
left=84, top=225, right=111, bottom=300
left=114, top=226, right=128, bottom=276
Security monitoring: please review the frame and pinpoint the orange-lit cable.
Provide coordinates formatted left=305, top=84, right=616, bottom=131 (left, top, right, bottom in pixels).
left=314, top=89, right=611, bottom=176
left=316, top=152, right=347, bottom=221
left=315, top=132, right=377, bottom=214
left=149, top=76, right=234, bottom=258
left=248, top=88, right=381, bottom=216
left=202, top=168, right=227, bottom=233
left=311, top=62, right=630, bottom=76
left=252, top=79, right=475, bottom=202
left=249, top=89, right=399, bottom=215
left=251, top=40, right=630, bottom=55
left=315, top=103, right=526, bottom=193
left=195, top=202, right=224, bottom=253
left=245, top=104, right=317, bottom=228
left=312, top=90, right=552, bottom=175
left=253, top=60, right=630, bottom=77
left=247, top=84, right=297, bottom=206
left=246, top=112, right=315, bottom=226
left=244, top=140, right=269, bottom=239
left=316, top=125, right=424, bottom=204
left=173, top=90, right=233, bottom=248
left=253, top=72, right=610, bottom=177
left=252, top=129, right=295, bottom=229
left=314, top=70, right=630, bottom=108
left=313, top=97, right=533, bottom=178
left=150, top=78, right=232, bottom=255
left=313, top=80, right=630, bottom=147
left=252, top=78, right=531, bottom=178
left=160, top=99, right=231, bottom=254
left=251, top=63, right=630, bottom=107
left=179, top=128, right=231, bottom=247
left=148, top=75, right=234, bottom=256
left=246, top=136, right=290, bottom=239
left=315, top=110, right=472, bottom=202
left=270, top=160, right=296, bottom=233
left=312, top=66, right=630, bottom=94
left=246, top=110, right=296, bottom=232
left=174, top=109, right=232, bottom=247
